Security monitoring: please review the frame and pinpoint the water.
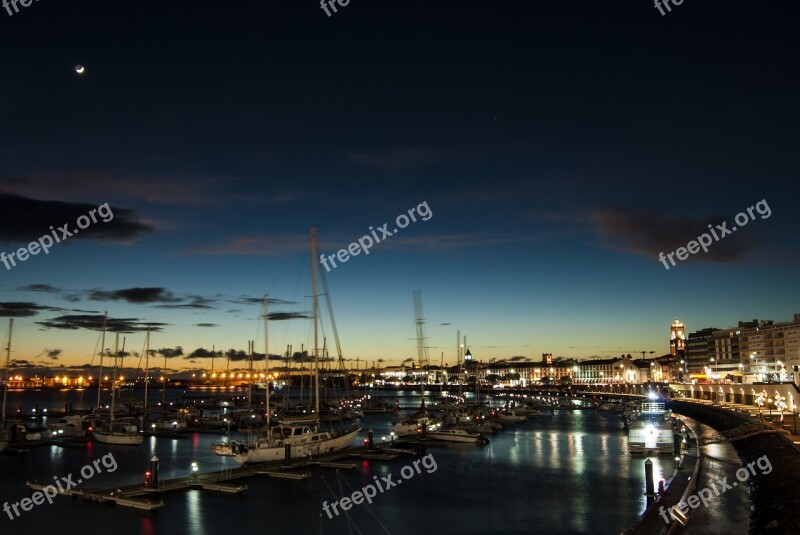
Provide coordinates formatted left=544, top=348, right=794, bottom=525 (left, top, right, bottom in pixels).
left=0, top=390, right=713, bottom=535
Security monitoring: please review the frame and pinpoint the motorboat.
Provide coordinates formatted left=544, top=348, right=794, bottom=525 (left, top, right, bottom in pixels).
left=428, top=427, right=487, bottom=444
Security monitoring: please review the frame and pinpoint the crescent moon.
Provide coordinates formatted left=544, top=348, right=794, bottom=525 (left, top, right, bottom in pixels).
left=75, top=65, right=85, bottom=74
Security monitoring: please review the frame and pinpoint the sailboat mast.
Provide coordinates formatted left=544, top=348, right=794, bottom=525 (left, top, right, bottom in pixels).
left=143, top=326, right=150, bottom=421
left=263, top=295, right=270, bottom=433
left=2, top=319, right=13, bottom=425
left=248, top=340, right=253, bottom=409
left=96, top=312, right=107, bottom=411
left=110, top=333, right=119, bottom=424
left=311, top=227, right=320, bottom=426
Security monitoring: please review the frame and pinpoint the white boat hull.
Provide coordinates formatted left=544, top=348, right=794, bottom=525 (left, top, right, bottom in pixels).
left=428, top=430, right=485, bottom=443
left=93, top=430, right=143, bottom=445
left=234, top=428, right=360, bottom=464
left=391, top=417, right=441, bottom=437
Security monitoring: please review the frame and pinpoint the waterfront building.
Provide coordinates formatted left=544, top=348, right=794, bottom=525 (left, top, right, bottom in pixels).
left=738, top=314, right=800, bottom=381
left=479, top=357, right=574, bottom=387
left=573, top=357, right=635, bottom=384
left=686, top=328, right=716, bottom=375
left=682, top=314, right=800, bottom=383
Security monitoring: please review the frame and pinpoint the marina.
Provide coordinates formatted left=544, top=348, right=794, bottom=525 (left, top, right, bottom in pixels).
left=1, top=2, right=797, bottom=533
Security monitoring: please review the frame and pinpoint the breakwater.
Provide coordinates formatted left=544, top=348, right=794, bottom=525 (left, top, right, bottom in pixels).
left=670, top=400, right=800, bottom=534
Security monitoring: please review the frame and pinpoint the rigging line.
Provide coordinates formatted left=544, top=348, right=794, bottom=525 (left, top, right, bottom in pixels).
left=338, top=472, right=392, bottom=534
left=336, top=471, right=361, bottom=535
left=320, top=475, right=360, bottom=535
left=135, top=334, right=148, bottom=371
left=77, top=331, right=103, bottom=410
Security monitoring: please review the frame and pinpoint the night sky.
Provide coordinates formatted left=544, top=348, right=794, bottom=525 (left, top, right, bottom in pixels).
left=1, top=1, right=798, bottom=376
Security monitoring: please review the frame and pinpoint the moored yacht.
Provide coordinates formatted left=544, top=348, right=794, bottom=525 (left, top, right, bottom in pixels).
left=234, top=231, right=361, bottom=463
left=428, top=427, right=487, bottom=444
left=233, top=423, right=360, bottom=463
left=628, top=400, right=675, bottom=454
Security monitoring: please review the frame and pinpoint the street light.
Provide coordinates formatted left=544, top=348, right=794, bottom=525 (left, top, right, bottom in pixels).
left=774, top=393, right=786, bottom=422
left=750, top=352, right=759, bottom=381
left=755, top=390, right=766, bottom=418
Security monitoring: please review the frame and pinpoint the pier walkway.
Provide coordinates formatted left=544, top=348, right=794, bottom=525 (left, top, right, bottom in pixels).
left=26, top=444, right=404, bottom=511
left=625, top=421, right=700, bottom=535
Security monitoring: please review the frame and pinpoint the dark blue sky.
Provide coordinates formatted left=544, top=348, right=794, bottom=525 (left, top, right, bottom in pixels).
left=1, top=1, right=798, bottom=373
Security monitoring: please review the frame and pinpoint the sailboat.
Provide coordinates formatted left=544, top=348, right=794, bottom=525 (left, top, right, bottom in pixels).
left=233, top=228, right=360, bottom=464
left=391, top=292, right=442, bottom=437
left=0, top=319, right=13, bottom=454
left=92, top=333, right=143, bottom=445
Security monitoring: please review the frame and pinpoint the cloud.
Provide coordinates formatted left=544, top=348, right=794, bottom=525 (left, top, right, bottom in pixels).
left=230, top=296, right=297, bottom=306
left=155, top=295, right=216, bottom=309
left=188, top=347, right=218, bottom=358
left=0, top=173, right=230, bottom=207
left=85, top=288, right=216, bottom=309
left=268, top=312, right=310, bottom=321
left=35, top=314, right=167, bottom=333
left=16, top=284, right=60, bottom=293
left=0, top=302, right=63, bottom=317
left=0, top=193, right=152, bottom=244
left=591, top=206, right=768, bottom=263
left=155, top=347, right=184, bottom=358
left=88, top=287, right=181, bottom=304
left=193, top=323, right=219, bottom=328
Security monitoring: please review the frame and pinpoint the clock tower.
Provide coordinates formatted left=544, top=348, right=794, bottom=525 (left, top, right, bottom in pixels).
left=670, top=318, right=685, bottom=356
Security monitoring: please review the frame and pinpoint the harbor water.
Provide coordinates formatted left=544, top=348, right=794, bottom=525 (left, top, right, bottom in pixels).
left=0, top=390, right=748, bottom=534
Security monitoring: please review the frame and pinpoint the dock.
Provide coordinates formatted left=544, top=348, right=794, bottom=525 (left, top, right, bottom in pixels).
left=24, top=444, right=404, bottom=512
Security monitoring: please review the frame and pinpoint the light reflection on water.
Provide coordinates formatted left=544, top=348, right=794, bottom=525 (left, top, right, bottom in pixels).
left=0, top=391, right=748, bottom=535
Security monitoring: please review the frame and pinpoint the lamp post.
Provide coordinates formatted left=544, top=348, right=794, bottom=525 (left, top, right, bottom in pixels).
left=755, top=391, right=766, bottom=418
left=774, top=393, right=786, bottom=422
left=709, top=358, right=716, bottom=382
left=750, top=352, right=759, bottom=382
left=776, top=361, right=783, bottom=383
left=680, top=360, right=686, bottom=382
